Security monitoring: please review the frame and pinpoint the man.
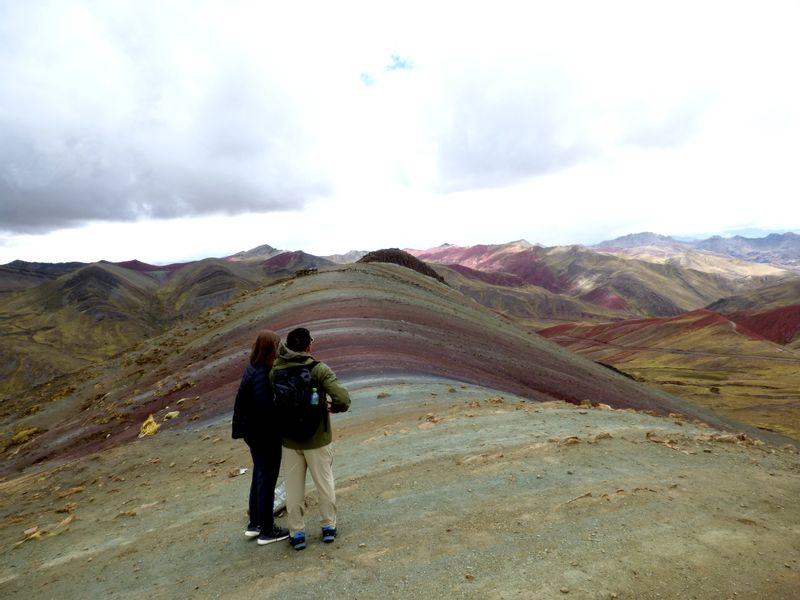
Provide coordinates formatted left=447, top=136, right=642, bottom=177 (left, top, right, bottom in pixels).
left=272, top=327, right=351, bottom=551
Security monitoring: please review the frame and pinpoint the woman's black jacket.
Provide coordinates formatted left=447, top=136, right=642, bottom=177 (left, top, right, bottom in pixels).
left=231, top=364, right=278, bottom=441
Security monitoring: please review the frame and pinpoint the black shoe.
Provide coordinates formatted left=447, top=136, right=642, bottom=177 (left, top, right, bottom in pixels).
left=289, top=532, right=306, bottom=550
left=257, top=525, right=290, bottom=545
left=322, top=526, right=337, bottom=543
left=244, top=523, right=260, bottom=539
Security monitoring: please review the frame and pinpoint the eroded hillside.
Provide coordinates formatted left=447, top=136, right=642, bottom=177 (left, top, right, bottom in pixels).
left=1, top=262, right=755, bottom=476
left=0, top=259, right=270, bottom=395
left=410, top=241, right=786, bottom=324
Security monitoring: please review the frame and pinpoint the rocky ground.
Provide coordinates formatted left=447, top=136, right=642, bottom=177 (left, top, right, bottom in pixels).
left=2, top=379, right=799, bottom=599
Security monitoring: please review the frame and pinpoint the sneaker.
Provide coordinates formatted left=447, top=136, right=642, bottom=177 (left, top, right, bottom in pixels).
left=244, top=524, right=260, bottom=539
left=322, top=526, right=337, bottom=543
left=257, top=525, right=290, bottom=545
left=289, top=532, right=306, bottom=551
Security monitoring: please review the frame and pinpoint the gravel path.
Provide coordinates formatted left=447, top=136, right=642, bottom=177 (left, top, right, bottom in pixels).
left=2, top=381, right=799, bottom=599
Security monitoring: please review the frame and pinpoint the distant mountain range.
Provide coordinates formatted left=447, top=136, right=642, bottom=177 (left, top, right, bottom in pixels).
left=409, top=235, right=796, bottom=325
left=593, top=231, right=800, bottom=266
left=3, top=232, right=796, bottom=293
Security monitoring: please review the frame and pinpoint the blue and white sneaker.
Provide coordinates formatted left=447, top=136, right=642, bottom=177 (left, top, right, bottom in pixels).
left=322, top=526, right=337, bottom=543
left=289, top=532, right=306, bottom=551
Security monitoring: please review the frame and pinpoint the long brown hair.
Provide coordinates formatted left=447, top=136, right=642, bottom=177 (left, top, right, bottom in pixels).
left=249, top=330, right=280, bottom=369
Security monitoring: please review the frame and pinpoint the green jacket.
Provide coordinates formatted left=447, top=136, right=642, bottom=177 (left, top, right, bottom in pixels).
left=270, top=344, right=351, bottom=449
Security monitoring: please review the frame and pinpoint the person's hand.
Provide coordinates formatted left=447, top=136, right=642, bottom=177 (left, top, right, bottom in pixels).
left=326, top=398, right=333, bottom=413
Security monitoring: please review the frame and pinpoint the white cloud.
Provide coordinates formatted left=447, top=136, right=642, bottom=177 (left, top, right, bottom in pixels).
left=1, top=0, right=799, bottom=263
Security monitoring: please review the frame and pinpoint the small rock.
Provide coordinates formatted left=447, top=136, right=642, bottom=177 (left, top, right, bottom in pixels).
left=56, top=514, right=75, bottom=529
left=560, top=587, right=570, bottom=594
left=55, top=502, right=78, bottom=514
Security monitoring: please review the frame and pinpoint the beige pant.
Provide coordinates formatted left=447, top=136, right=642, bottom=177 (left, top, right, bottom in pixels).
left=282, top=444, right=336, bottom=535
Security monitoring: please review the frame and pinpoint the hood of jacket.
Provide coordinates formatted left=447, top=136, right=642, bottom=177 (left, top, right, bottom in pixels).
left=273, top=343, right=314, bottom=369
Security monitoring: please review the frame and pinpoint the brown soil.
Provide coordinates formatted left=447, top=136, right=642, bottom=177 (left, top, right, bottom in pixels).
left=2, top=379, right=799, bottom=599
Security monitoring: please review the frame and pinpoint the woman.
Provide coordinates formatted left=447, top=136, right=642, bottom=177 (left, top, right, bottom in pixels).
left=232, top=330, right=289, bottom=545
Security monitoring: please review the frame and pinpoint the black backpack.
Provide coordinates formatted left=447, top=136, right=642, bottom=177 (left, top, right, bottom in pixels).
left=272, top=362, right=326, bottom=441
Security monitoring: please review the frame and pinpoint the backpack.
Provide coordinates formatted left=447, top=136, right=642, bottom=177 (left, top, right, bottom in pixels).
left=272, top=362, right=326, bottom=441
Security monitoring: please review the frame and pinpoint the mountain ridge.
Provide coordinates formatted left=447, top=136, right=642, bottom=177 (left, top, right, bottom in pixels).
left=6, top=260, right=771, bottom=477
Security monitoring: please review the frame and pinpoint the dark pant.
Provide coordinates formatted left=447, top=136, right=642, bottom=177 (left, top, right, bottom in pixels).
left=246, top=437, right=282, bottom=531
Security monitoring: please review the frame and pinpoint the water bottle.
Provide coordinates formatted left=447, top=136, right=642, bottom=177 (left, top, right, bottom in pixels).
left=310, top=388, right=319, bottom=406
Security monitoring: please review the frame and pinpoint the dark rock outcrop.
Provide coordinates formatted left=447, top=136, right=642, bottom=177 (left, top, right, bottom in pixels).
left=358, top=248, right=445, bottom=283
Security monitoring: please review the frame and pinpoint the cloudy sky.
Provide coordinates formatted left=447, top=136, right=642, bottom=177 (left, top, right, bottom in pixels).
left=1, top=0, right=799, bottom=264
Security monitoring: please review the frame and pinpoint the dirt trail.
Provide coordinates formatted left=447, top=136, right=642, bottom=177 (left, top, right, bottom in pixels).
left=2, top=381, right=799, bottom=599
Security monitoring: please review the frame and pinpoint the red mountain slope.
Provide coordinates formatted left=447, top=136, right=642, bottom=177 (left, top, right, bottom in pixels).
left=539, top=310, right=800, bottom=439
left=411, top=241, right=774, bottom=320
left=727, top=305, right=800, bottom=346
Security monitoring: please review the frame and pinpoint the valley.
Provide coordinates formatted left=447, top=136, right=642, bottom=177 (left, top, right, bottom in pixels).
left=1, top=232, right=799, bottom=598
left=539, top=310, right=800, bottom=439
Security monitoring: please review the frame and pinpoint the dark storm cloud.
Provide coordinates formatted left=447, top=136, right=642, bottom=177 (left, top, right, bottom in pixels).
left=0, top=115, right=327, bottom=234
left=0, top=2, right=331, bottom=235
